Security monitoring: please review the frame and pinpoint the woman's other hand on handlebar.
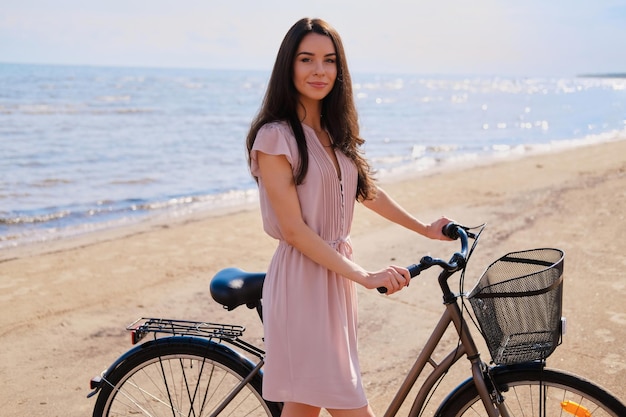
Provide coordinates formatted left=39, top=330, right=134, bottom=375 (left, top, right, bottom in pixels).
left=364, top=265, right=411, bottom=295
left=425, top=217, right=456, bottom=241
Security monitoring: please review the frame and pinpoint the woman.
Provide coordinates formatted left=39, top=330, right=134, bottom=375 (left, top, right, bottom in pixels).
left=246, top=17, right=452, bottom=417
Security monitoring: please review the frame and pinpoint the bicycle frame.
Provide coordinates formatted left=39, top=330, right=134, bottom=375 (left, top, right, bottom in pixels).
left=382, top=295, right=497, bottom=417
left=376, top=225, right=500, bottom=417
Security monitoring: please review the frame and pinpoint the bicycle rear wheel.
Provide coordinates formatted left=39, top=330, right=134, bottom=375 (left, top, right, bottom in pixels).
left=92, top=338, right=281, bottom=417
left=437, top=367, right=625, bottom=417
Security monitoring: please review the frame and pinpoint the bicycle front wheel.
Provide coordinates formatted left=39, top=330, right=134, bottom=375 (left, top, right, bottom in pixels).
left=92, top=338, right=281, bottom=417
left=438, top=367, right=626, bottom=417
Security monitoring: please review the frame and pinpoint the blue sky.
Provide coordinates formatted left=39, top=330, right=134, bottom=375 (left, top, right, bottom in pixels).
left=2, top=0, right=625, bottom=76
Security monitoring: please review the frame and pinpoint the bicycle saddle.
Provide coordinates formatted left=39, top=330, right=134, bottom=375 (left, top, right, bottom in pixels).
left=210, top=267, right=266, bottom=311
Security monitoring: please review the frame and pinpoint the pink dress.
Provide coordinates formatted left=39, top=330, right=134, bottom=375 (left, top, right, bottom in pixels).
left=250, top=121, right=366, bottom=409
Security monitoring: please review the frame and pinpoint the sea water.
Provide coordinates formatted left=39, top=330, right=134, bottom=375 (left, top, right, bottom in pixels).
left=1, top=63, right=625, bottom=249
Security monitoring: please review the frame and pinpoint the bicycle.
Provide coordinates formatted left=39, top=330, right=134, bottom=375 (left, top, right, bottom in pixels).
left=87, top=223, right=626, bottom=416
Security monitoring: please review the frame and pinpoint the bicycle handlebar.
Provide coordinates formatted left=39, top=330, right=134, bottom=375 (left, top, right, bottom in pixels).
left=377, top=222, right=471, bottom=294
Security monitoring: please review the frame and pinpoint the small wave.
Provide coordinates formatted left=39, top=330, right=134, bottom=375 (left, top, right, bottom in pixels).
left=411, top=145, right=426, bottom=158
left=130, top=189, right=259, bottom=213
left=18, top=104, right=77, bottom=114
left=372, top=155, right=407, bottom=165
left=485, top=128, right=626, bottom=159
left=30, top=178, right=73, bottom=188
left=0, top=210, right=71, bottom=225
left=489, top=144, right=525, bottom=153
left=112, top=108, right=154, bottom=114
left=407, top=143, right=461, bottom=159
left=4, top=103, right=155, bottom=115
left=376, top=156, right=439, bottom=180
left=110, top=178, right=157, bottom=186
left=426, top=144, right=459, bottom=153
left=97, top=95, right=131, bottom=103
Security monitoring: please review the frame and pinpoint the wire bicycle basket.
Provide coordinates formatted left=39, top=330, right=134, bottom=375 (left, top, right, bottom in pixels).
left=468, top=248, right=564, bottom=365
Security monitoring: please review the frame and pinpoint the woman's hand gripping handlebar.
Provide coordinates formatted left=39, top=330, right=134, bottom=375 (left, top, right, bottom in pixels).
left=377, top=223, right=473, bottom=294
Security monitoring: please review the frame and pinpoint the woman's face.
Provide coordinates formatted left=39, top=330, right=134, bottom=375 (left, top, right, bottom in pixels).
left=293, top=33, right=337, bottom=104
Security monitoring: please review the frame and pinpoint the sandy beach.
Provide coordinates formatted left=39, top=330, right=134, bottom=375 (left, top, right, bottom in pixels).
left=1, top=139, right=625, bottom=416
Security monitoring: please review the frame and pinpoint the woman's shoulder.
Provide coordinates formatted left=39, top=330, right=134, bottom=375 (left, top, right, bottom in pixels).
left=256, top=121, right=299, bottom=150
left=253, top=121, right=300, bottom=161
left=258, top=120, right=292, bottom=136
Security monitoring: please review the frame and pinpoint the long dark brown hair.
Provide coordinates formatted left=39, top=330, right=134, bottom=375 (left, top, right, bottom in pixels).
left=246, top=17, right=377, bottom=201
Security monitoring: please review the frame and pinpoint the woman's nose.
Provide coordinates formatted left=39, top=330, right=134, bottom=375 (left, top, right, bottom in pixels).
left=313, top=61, right=325, bottom=75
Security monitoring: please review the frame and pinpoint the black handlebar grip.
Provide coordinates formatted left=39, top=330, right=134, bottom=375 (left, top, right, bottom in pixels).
left=377, top=262, right=422, bottom=293
left=407, top=263, right=422, bottom=277
left=442, top=222, right=460, bottom=240
left=376, top=225, right=467, bottom=295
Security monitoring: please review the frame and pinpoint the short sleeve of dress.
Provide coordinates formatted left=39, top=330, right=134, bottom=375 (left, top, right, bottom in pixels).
left=250, top=123, right=296, bottom=178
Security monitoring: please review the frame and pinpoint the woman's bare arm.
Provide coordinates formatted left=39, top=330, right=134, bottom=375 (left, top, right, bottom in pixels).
left=256, top=151, right=410, bottom=293
left=361, top=186, right=451, bottom=240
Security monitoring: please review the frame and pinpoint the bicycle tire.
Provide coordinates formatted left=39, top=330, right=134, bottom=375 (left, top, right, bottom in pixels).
left=92, top=337, right=281, bottom=417
left=436, top=367, right=626, bottom=417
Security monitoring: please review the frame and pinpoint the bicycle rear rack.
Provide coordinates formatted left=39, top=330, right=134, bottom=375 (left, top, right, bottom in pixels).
left=127, top=318, right=245, bottom=345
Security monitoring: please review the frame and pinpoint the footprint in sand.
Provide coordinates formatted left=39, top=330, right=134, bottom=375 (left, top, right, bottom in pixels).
left=608, top=311, right=626, bottom=326
left=611, top=279, right=625, bottom=291
left=594, top=328, right=615, bottom=343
